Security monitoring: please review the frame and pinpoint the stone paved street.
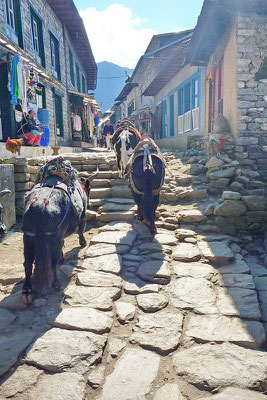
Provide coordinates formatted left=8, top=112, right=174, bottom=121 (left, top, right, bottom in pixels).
left=0, top=150, right=267, bottom=399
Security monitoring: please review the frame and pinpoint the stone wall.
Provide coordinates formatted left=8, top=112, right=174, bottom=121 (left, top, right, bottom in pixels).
left=236, top=13, right=267, bottom=181
left=0, top=164, right=16, bottom=230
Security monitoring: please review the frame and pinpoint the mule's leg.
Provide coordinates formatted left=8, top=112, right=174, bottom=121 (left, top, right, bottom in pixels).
left=78, top=215, right=87, bottom=247
left=150, top=194, right=160, bottom=235
left=51, top=239, right=63, bottom=291
left=137, top=205, right=144, bottom=221
left=22, top=234, right=35, bottom=305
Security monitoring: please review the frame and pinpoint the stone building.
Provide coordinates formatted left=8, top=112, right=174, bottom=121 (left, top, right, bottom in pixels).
left=184, top=0, right=267, bottom=177
left=0, top=0, right=97, bottom=147
left=115, top=31, right=193, bottom=135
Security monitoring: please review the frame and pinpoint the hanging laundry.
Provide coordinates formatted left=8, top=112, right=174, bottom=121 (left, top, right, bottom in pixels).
left=73, top=114, right=82, bottom=131
left=10, top=55, right=20, bottom=105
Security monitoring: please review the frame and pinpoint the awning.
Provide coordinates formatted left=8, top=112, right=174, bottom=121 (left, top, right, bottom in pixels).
left=68, top=89, right=101, bottom=111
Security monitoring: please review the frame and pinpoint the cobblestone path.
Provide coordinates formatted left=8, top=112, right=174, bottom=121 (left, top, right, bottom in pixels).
left=0, top=150, right=266, bottom=400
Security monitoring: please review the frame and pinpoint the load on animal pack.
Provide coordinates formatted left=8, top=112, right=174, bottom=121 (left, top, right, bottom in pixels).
left=126, top=136, right=165, bottom=235
left=21, top=156, right=98, bottom=304
left=112, top=119, right=142, bottom=177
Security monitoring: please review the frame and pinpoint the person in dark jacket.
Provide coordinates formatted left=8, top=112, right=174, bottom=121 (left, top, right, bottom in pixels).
left=102, top=119, right=114, bottom=150
left=17, top=110, right=43, bottom=146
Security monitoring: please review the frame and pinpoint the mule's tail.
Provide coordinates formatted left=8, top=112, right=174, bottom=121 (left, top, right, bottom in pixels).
left=34, top=231, right=53, bottom=294
left=142, top=168, right=154, bottom=222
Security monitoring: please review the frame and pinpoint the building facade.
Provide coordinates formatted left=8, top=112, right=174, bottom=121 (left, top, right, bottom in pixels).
left=188, top=0, right=267, bottom=178
left=0, top=0, right=97, bottom=147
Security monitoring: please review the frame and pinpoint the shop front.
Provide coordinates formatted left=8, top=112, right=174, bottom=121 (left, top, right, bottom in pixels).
left=68, top=89, right=100, bottom=148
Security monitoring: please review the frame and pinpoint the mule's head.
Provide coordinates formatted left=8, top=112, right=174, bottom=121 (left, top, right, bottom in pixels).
left=78, top=167, right=99, bottom=197
left=0, top=190, right=11, bottom=236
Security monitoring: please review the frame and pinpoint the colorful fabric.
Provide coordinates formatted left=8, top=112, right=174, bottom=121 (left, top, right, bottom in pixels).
left=21, top=132, right=42, bottom=146
left=10, top=55, right=20, bottom=105
left=36, top=157, right=78, bottom=186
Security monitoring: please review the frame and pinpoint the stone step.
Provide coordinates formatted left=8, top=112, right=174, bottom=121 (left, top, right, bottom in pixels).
left=99, top=203, right=137, bottom=213
left=90, top=186, right=132, bottom=200
left=96, top=211, right=135, bottom=223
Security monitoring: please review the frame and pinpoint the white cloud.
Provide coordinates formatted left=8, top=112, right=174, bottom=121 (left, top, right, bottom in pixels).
left=79, top=4, right=156, bottom=68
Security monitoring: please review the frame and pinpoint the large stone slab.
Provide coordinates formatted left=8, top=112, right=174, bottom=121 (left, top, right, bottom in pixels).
left=25, top=328, right=106, bottom=374
left=176, top=343, right=267, bottom=390
left=100, top=202, right=136, bottom=212
left=64, top=285, right=120, bottom=310
left=214, top=200, right=247, bottom=217
left=154, top=233, right=178, bottom=246
left=8, top=371, right=86, bottom=400
left=130, top=311, right=183, bottom=354
left=136, top=293, right=168, bottom=312
left=178, top=209, right=206, bottom=223
left=254, top=276, right=267, bottom=291
left=216, top=287, right=261, bottom=320
left=90, top=230, right=137, bottom=247
left=82, top=253, right=122, bottom=275
left=98, top=221, right=133, bottom=232
left=53, top=307, right=113, bottom=334
left=172, top=243, right=201, bottom=262
left=185, top=314, right=265, bottom=348
left=99, top=348, right=160, bottom=400
left=217, top=273, right=255, bottom=289
left=0, top=365, right=43, bottom=399
left=172, top=262, right=215, bottom=280
left=196, top=387, right=267, bottom=400
left=153, top=384, right=185, bottom=400
left=0, top=290, right=28, bottom=310
left=98, top=211, right=135, bottom=222
left=0, top=308, right=16, bottom=330
left=115, top=301, right=135, bottom=323
left=77, top=270, right=122, bottom=288
left=0, top=264, right=24, bottom=284
left=198, top=241, right=234, bottom=264
left=208, top=167, right=235, bottom=180
left=124, top=278, right=159, bottom=294
left=0, top=332, right=35, bottom=377
left=216, top=260, right=250, bottom=274
left=86, top=243, right=130, bottom=258
left=137, top=260, right=171, bottom=284
left=165, top=277, right=217, bottom=314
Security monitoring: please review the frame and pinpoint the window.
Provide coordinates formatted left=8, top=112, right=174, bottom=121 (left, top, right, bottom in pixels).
left=50, top=33, right=60, bottom=80
left=127, top=100, right=134, bottom=116
left=82, top=75, right=86, bottom=93
left=54, top=93, right=63, bottom=137
left=76, top=63, right=80, bottom=92
left=30, top=8, right=45, bottom=66
left=4, top=0, right=23, bottom=48
left=169, top=93, right=174, bottom=137
left=177, top=71, right=201, bottom=134
left=69, top=48, right=75, bottom=87
left=6, top=0, right=15, bottom=29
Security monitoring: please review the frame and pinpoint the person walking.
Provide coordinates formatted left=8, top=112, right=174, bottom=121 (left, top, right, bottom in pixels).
left=102, top=119, right=114, bottom=150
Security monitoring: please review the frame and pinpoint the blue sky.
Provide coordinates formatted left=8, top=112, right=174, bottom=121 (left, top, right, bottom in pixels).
left=76, top=1, right=203, bottom=68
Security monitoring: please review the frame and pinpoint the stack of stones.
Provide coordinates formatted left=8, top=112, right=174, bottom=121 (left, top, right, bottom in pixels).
left=206, top=190, right=267, bottom=235
left=2, top=159, right=37, bottom=216
left=205, top=155, right=240, bottom=193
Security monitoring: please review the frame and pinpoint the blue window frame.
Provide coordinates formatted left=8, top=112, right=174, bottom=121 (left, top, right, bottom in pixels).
left=3, top=0, right=24, bottom=48
left=169, top=93, right=174, bottom=137
left=30, top=6, right=45, bottom=67
left=76, top=62, right=81, bottom=92
left=177, top=70, right=202, bottom=134
left=49, top=31, right=61, bottom=81
left=161, top=98, right=167, bottom=138
left=82, top=75, right=86, bottom=93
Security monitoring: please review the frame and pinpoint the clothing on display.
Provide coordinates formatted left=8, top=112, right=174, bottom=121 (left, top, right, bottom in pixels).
left=73, top=114, right=82, bottom=131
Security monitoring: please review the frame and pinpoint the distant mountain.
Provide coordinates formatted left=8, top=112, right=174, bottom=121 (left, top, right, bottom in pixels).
left=94, top=61, right=133, bottom=113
